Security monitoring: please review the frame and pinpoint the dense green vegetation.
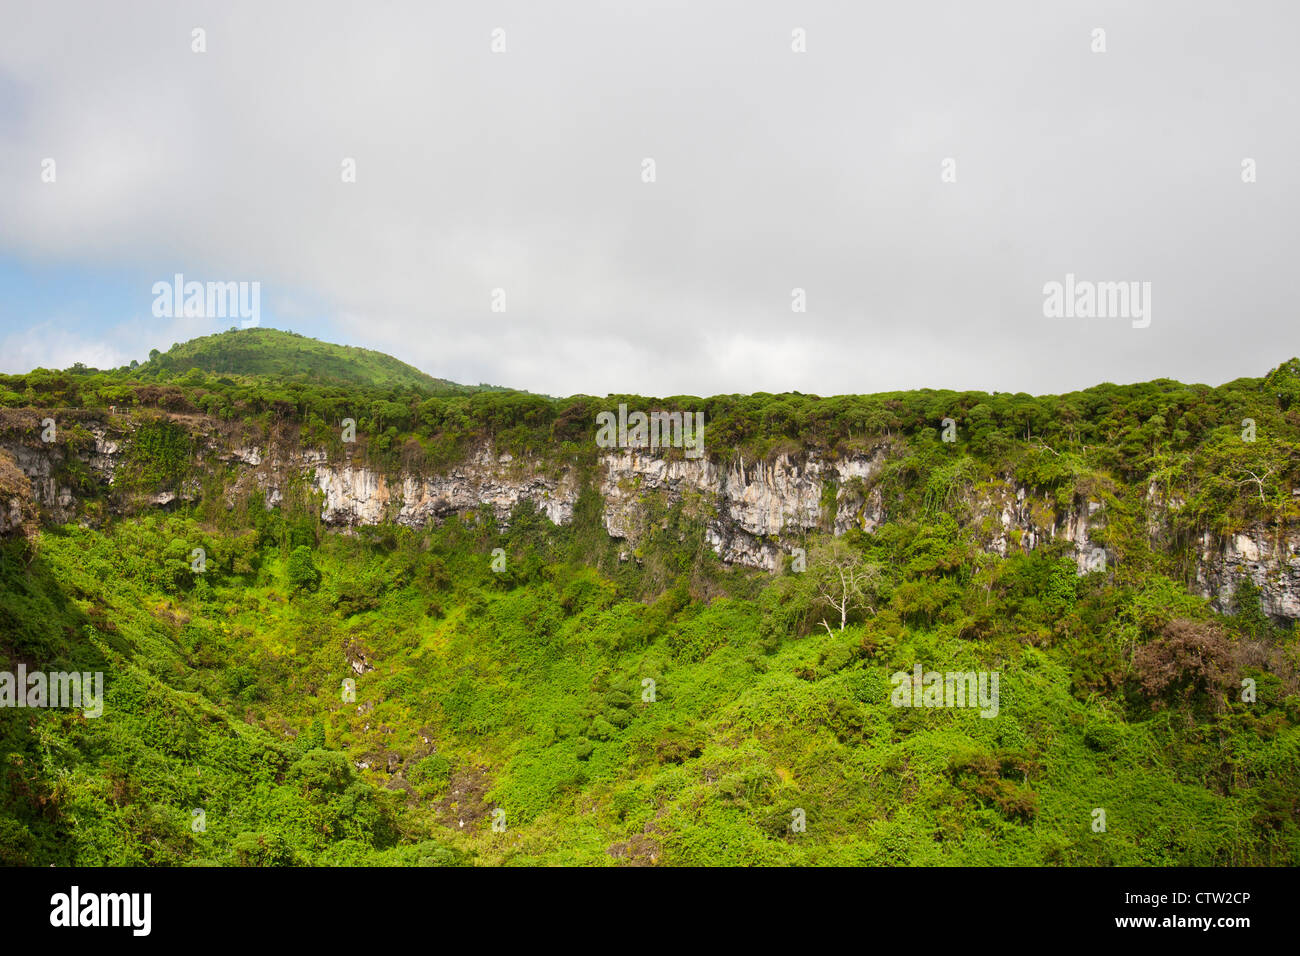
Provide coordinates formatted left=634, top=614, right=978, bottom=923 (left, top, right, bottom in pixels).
left=1, top=332, right=1298, bottom=866
left=1, top=492, right=1296, bottom=866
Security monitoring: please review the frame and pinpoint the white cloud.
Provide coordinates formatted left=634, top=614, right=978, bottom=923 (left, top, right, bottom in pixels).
left=0, top=321, right=131, bottom=373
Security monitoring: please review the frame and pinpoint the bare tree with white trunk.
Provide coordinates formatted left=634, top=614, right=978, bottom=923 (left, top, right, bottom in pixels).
left=811, top=538, right=881, bottom=635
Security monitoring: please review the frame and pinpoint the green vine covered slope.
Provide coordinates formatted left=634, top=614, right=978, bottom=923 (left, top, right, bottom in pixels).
left=0, top=331, right=1297, bottom=866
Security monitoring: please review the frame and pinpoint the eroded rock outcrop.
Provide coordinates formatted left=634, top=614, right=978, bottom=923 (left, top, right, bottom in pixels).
left=0, top=448, right=39, bottom=538
left=2, top=416, right=1297, bottom=620
left=1197, top=529, right=1300, bottom=621
left=316, top=448, right=578, bottom=528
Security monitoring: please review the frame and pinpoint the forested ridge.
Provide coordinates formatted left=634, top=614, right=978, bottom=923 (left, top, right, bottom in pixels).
left=1, top=330, right=1297, bottom=866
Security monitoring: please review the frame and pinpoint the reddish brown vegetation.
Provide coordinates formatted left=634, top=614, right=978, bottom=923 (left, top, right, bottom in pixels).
left=1133, top=618, right=1236, bottom=710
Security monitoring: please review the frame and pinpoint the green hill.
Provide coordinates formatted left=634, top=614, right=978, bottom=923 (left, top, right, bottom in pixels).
left=141, top=328, right=464, bottom=392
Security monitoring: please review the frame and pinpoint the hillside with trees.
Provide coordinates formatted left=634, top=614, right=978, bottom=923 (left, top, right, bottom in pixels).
left=136, top=327, right=473, bottom=393
left=0, top=334, right=1297, bottom=866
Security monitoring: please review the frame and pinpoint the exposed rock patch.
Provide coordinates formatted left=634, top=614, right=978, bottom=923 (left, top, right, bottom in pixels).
left=3, top=416, right=1298, bottom=619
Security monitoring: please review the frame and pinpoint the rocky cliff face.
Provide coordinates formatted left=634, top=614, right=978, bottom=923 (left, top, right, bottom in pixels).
left=3, top=418, right=1297, bottom=621
left=964, top=481, right=1110, bottom=574
left=3, top=429, right=119, bottom=526
left=314, top=448, right=579, bottom=528
left=0, top=448, right=39, bottom=538
left=598, top=448, right=890, bottom=569
left=1196, top=530, right=1300, bottom=621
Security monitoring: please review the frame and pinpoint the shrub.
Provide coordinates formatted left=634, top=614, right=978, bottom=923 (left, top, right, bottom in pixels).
left=287, top=545, right=322, bottom=592
left=1133, top=618, right=1235, bottom=710
left=410, top=753, right=452, bottom=793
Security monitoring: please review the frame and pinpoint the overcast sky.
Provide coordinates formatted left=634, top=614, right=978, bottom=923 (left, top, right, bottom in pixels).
left=1, top=1, right=1296, bottom=397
